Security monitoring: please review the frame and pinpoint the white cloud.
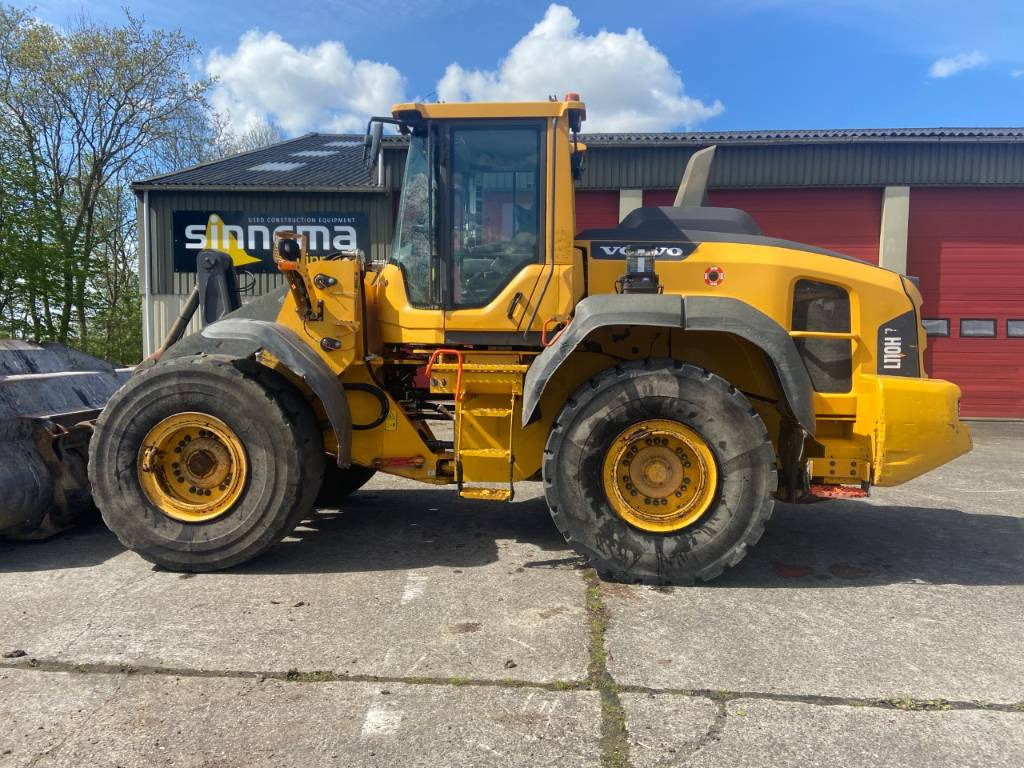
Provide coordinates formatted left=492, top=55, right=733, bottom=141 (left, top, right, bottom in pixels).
left=206, top=31, right=405, bottom=135
left=1012, top=69, right=1024, bottom=78
left=928, top=50, right=990, bottom=78
left=436, top=4, right=723, bottom=132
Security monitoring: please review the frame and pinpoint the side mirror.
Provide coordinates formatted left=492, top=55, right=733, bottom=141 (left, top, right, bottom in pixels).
left=363, top=121, right=383, bottom=169
left=570, top=141, right=587, bottom=181
left=571, top=150, right=586, bottom=181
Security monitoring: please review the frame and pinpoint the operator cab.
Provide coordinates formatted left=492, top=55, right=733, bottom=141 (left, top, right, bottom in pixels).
left=364, top=97, right=586, bottom=344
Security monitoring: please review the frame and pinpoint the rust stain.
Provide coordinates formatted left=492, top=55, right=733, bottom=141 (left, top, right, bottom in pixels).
left=829, top=563, right=872, bottom=579
left=772, top=560, right=814, bottom=578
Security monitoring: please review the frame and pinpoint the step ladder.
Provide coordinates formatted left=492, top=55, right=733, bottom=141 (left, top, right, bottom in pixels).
left=456, top=394, right=517, bottom=501
left=424, top=349, right=524, bottom=502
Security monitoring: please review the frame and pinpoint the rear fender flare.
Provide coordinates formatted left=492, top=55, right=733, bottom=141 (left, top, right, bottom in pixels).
left=521, top=293, right=816, bottom=435
left=202, top=319, right=352, bottom=466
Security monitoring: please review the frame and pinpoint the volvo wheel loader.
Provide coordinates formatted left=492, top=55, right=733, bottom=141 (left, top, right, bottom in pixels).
left=88, top=95, right=972, bottom=583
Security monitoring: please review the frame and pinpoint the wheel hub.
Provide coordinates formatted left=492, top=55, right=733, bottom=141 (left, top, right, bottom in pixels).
left=602, top=418, right=717, bottom=533
left=137, top=412, right=248, bottom=523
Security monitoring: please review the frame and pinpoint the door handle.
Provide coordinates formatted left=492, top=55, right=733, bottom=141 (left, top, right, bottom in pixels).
left=506, top=291, right=524, bottom=321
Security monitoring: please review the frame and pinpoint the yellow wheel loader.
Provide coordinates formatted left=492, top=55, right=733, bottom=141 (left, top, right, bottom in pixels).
left=88, top=96, right=971, bottom=583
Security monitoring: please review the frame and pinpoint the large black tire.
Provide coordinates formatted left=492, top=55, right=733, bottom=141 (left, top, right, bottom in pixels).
left=88, top=355, right=324, bottom=571
left=543, top=359, right=777, bottom=584
left=315, top=463, right=376, bottom=507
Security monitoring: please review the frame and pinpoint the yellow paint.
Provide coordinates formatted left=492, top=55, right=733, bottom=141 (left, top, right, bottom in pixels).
left=852, top=373, right=972, bottom=486
left=136, top=412, right=248, bottom=523
left=247, top=97, right=971, bottom=499
left=392, top=99, right=585, bottom=121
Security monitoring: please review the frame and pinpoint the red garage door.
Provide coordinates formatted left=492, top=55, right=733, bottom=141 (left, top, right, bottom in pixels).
left=643, top=188, right=881, bottom=264
left=574, top=190, right=620, bottom=233
left=908, top=188, right=1024, bottom=418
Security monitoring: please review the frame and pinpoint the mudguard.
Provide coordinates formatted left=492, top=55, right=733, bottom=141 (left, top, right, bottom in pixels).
left=521, top=293, right=817, bottom=435
left=202, top=318, right=353, bottom=466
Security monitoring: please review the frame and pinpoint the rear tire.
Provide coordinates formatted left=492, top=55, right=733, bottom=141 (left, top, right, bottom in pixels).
left=88, top=355, right=324, bottom=571
left=543, top=359, right=776, bottom=584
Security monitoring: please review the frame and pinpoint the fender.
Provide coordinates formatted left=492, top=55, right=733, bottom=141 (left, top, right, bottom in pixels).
left=202, top=318, right=353, bottom=466
left=521, top=293, right=816, bottom=435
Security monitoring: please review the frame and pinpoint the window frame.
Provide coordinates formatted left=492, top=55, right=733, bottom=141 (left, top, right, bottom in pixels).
left=1007, top=319, right=1024, bottom=338
left=790, top=278, right=853, bottom=394
left=959, top=318, right=997, bottom=338
left=921, top=318, right=950, bottom=337
left=441, top=119, right=548, bottom=311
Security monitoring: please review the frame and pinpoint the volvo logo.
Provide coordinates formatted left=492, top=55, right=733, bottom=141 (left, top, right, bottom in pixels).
left=599, top=246, right=687, bottom=257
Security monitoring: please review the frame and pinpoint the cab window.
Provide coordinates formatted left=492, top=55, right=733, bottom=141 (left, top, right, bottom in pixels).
left=449, top=124, right=543, bottom=308
left=391, top=131, right=435, bottom=307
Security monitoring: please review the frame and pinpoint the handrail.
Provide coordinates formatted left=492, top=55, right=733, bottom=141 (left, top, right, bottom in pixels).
left=542, top=316, right=571, bottom=347
left=425, top=348, right=465, bottom=401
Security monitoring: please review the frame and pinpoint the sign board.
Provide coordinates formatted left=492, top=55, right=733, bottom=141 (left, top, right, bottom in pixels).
left=172, top=211, right=370, bottom=272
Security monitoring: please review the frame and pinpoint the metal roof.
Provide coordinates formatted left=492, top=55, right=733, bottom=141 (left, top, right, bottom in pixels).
left=133, top=134, right=378, bottom=192
left=581, top=128, right=1024, bottom=146
left=134, top=127, right=1024, bottom=193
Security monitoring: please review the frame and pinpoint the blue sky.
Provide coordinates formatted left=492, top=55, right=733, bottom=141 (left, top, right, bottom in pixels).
left=19, top=0, right=1024, bottom=134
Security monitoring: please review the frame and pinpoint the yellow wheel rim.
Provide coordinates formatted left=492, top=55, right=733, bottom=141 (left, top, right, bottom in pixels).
left=602, top=419, right=718, bottom=533
left=137, top=412, right=248, bottom=523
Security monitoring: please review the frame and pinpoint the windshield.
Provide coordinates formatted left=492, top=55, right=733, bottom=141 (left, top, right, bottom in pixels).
left=391, top=132, right=434, bottom=306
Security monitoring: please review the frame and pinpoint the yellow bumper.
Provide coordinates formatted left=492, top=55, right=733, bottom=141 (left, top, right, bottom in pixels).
left=854, top=374, right=972, bottom=486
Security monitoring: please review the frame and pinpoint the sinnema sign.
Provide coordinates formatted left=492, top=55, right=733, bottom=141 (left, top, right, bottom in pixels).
left=172, top=211, right=369, bottom=272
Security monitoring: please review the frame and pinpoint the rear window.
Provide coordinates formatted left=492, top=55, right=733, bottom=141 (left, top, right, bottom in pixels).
left=791, top=279, right=852, bottom=393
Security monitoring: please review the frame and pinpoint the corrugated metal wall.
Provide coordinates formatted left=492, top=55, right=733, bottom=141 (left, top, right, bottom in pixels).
left=140, top=188, right=393, bottom=354
left=577, top=143, right=1024, bottom=190
left=142, top=189, right=393, bottom=295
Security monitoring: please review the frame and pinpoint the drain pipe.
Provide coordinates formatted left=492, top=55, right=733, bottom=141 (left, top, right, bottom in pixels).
left=141, top=190, right=152, bottom=357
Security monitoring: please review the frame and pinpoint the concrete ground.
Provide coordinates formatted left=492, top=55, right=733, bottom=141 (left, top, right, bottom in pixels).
left=2, top=421, right=1022, bottom=767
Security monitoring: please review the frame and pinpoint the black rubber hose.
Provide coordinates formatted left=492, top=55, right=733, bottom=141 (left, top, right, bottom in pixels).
left=343, top=383, right=390, bottom=431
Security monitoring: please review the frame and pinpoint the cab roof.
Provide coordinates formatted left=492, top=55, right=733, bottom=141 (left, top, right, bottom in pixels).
left=391, top=98, right=586, bottom=122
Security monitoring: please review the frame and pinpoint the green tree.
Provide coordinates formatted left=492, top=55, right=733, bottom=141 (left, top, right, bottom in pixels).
left=0, top=7, right=212, bottom=361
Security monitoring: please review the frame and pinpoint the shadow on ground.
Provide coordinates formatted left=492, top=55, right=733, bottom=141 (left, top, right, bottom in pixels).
left=712, top=499, right=1024, bottom=588
left=2, top=489, right=1022, bottom=587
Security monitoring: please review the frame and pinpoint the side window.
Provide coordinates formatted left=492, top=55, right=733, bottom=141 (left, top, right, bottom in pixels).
left=392, top=132, right=434, bottom=307
left=791, top=279, right=852, bottom=393
left=450, top=125, right=542, bottom=308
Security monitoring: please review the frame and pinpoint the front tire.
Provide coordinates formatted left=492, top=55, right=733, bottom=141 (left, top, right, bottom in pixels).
left=316, top=463, right=376, bottom=507
left=543, top=360, right=776, bottom=584
left=88, top=356, right=324, bottom=571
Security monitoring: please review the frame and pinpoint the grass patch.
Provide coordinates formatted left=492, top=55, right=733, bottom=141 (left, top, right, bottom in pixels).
left=880, top=697, right=953, bottom=712
left=584, top=571, right=631, bottom=768
left=285, top=669, right=335, bottom=683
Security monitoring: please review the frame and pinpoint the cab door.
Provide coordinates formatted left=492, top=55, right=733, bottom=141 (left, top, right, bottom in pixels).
left=441, top=119, right=576, bottom=344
